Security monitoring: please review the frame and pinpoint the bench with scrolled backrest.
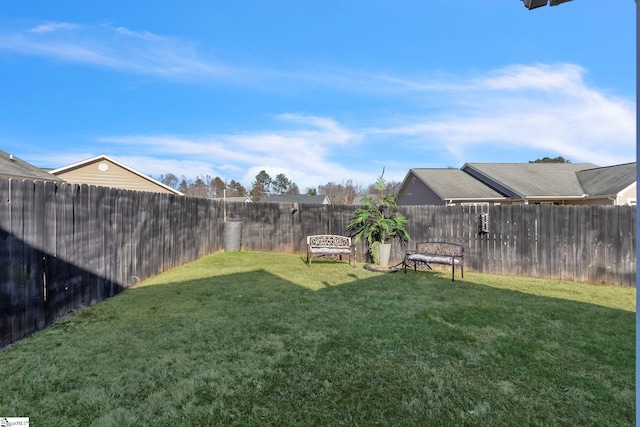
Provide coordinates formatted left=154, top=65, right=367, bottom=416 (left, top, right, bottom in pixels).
left=306, top=235, right=356, bottom=267
left=403, top=242, right=464, bottom=281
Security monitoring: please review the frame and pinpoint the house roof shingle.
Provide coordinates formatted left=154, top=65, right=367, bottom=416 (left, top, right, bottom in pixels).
left=0, top=149, right=65, bottom=182
left=409, top=168, right=505, bottom=200
left=462, top=162, right=600, bottom=198
left=576, top=162, right=637, bottom=196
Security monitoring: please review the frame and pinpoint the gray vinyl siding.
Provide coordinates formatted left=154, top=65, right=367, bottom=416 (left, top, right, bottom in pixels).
left=399, top=176, right=446, bottom=205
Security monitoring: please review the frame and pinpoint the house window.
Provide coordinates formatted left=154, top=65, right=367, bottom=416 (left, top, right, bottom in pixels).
left=98, top=163, right=109, bottom=172
left=461, top=203, right=489, bottom=213
left=628, top=198, right=636, bottom=206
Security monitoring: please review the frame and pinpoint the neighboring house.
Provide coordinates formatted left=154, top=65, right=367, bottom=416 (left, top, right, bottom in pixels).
left=260, top=194, right=331, bottom=204
left=211, top=196, right=253, bottom=203
left=576, top=162, right=637, bottom=206
left=398, top=162, right=637, bottom=206
left=398, top=168, right=506, bottom=206
left=0, top=149, right=65, bottom=182
left=49, top=154, right=183, bottom=195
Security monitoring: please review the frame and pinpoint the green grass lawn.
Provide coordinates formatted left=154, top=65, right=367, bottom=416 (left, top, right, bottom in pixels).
left=0, top=251, right=635, bottom=426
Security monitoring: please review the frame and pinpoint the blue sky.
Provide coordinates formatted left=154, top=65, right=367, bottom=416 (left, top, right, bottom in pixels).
left=0, top=1, right=635, bottom=191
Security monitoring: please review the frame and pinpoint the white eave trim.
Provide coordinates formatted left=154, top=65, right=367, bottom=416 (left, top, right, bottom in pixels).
left=446, top=197, right=508, bottom=202
left=524, top=195, right=588, bottom=200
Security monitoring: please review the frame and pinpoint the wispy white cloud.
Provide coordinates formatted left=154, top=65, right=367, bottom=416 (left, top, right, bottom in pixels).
left=65, top=63, right=633, bottom=190
left=0, top=22, right=237, bottom=81
left=29, top=22, right=79, bottom=33
left=372, top=63, right=635, bottom=166
left=11, top=21, right=632, bottom=190
left=97, top=114, right=367, bottom=190
left=478, top=63, right=586, bottom=92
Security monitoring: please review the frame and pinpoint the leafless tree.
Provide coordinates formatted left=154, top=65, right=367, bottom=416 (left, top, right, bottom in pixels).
left=319, top=180, right=362, bottom=204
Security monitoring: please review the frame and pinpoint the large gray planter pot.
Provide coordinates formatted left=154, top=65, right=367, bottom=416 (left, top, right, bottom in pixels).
left=378, top=243, right=391, bottom=266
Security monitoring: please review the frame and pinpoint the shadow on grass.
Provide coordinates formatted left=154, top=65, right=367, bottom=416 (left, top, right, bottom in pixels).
left=0, top=253, right=635, bottom=426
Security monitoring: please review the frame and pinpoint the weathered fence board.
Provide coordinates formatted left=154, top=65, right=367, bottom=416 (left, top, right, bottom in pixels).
left=9, top=180, right=26, bottom=344
left=0, top=179, right=11, bottom=347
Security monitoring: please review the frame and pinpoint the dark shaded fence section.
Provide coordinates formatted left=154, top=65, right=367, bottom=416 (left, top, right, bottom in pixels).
left=0, top=179, right=223, bottom=347
left=1, top=178, right=635, bottom=348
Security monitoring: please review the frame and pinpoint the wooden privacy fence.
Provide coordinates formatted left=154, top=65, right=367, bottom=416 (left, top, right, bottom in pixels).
left=0, top=179, right=224, bottom=347
left=0, top=178, right=636, bottom=348
left=399, top=204, right=636, bottom=286
left=226, top=202, right=636, bottom=286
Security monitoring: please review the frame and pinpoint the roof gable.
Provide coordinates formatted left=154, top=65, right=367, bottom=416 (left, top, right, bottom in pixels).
left=50, top=154, right=183, bottom=195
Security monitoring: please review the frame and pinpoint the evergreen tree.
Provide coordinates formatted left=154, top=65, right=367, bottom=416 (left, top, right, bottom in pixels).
left=178, top=177, right=189, bottom=194
left=272, top=173, right=292, bottom=194
left=250, top=170, right=272, bottom=201
left=530, top=156, right=571, bottom=163
left=229, top=180, right=247, bottom=197
left=210, top=176, right=226, bottom=197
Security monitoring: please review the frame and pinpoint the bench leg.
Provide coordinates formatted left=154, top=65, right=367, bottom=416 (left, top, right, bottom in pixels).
left=403, top=259, right=417, bottom=274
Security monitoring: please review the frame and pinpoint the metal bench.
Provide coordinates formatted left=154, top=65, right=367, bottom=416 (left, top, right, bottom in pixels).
left=306, top=235, right=356, bottom=267
left=403, top=242, right=464, bottom=281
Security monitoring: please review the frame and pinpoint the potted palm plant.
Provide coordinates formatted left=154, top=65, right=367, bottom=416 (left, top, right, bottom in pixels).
left=348, top=169, right=410, bottom=266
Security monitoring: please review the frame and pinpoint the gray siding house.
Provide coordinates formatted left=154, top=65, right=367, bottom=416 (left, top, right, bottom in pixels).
left=398, top=168, right=505, bottom=206
left=399, top=162, right=636, bottom=206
